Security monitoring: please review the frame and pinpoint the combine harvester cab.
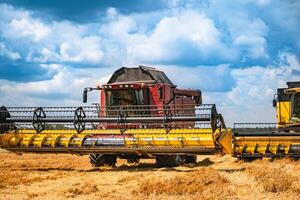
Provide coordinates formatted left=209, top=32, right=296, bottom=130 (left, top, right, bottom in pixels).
left=233, top=82, right=300, bottom=159
left=0, top=66, right=232, bottom=167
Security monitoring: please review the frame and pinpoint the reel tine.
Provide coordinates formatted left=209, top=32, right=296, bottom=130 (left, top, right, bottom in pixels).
left=32, top=107, right=46, bottom=133
left=74, top=107, right=86, bottom=134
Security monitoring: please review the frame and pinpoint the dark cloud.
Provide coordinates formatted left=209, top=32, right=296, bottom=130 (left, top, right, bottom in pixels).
left=204, top=0, right=300, bottom=62
left=0, top=60, right=57, bottom=82
left=0, top=0, right=167, bottom=22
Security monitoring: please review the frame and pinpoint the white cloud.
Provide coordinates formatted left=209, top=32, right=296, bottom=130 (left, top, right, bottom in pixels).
left=228, top=53, right=299, bottom=106
left=0, top=65, right=115, bottom=106
left=100, top=14, right=139, bottom=45
left=0, top=4, right=104, bottom=65
left=106, top=7, right=120, bottom=20
left=8, top=18, right=51, bottom=42
left=0, top=3, right=277, bottom=67
left=0, top=42, right=21, bottom=60
left=154, top=52, right=300, bottom=125
left=59, top=36, right=103, bottom=64
left=256, top=0, right=271, bottom=6
left=226, top=16, right=269, bottom=60
left=98, top=9, right=236, bottom=65
left=157, top=64, right=233, bottom=92
left=233, top=35, right=267, bottom=59
left=126, top=10, right=230, bottom=63
left=216, top=53, right=300, bottom=125
left=0, top=4, right=29, bottom=22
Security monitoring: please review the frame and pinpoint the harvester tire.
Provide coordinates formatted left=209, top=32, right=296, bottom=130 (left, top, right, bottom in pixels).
left=89, top=154, right=117, bottom=167
left=127, top=158, right=140, bottom=164
left=156, top=155, right=183, bottom=167
left=184, top=155, right=197, bottom=163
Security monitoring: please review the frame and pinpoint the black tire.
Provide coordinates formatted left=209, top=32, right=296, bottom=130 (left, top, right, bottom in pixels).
left=127, top=158, right=140, bottom=164
left=184, top=155, right=197, bottom=164
left=156, top=155, right=183, bottom=167
left=89, top=154, right=117, bottom=167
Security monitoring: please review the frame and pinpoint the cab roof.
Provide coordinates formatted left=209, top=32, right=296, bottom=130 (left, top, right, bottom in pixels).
left=287, top=82, right=300, bottom=88
left=107, top=65, right=174, bottom=86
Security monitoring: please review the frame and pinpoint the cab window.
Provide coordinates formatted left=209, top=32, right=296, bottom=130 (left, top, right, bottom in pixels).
left=292, top=93, right=300, bottom=118
left=106, top=89, right=149, bottom=106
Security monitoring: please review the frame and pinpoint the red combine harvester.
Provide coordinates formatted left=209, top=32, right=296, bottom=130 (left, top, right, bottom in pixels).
left=0, top=66, right=228, bottom=167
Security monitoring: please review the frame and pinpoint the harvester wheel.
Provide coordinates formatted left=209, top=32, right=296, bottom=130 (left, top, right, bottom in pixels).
left=89, top=154, right=117, bottom=167
left=156, top=155, right=183, bottom=167
left=127, top=158, right=140, bottom=164
left=184, top=155, right=197, bottom=163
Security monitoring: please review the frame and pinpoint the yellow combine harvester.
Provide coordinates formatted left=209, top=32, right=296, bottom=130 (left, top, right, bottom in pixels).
left=0, top=66, right=299, bottom=166
left=233, top=82, right=300, bottom=159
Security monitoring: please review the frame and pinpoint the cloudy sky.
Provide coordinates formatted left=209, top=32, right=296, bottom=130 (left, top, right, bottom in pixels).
left=0, top=0, right=299, bottom=126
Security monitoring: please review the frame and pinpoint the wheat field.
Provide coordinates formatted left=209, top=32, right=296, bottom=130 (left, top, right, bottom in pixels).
left=1, top=149, right=300, bottom=200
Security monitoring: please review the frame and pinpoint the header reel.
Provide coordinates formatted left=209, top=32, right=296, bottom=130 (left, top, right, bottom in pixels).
left=0, top=104, right=225, bottom=134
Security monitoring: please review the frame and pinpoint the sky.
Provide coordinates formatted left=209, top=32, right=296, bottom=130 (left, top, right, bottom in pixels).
left=0, top=0, right=299, bottom=126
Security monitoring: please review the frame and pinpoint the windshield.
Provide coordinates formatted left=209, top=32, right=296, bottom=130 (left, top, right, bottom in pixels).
left=106, top=89, right=149, bottom=106
left=292, top=93, right=300, bottom=118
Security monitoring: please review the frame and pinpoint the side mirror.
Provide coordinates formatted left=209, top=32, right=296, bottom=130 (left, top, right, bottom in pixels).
left=82, top=87, right=101, bottom=103
left=272, top=99, right=276, bottom=107
left=83, top=89, right=88, bottom=103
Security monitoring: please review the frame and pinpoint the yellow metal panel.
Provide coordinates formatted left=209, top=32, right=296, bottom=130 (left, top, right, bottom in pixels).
left=69, top=134, right=88, bottom=147
left=216, top=129, right=232, bottom=154
left=57, top=135, right=75, bottom=147
left=277, top=101, right=290, bottom=125
left=256, top=145, right=267, bottom=154
left=0, top=128, right=217, bottom=149
left=31, top=134, right=47, bottom=147
left=19, top=135, right=36, bottom=147
left=124, top=133, right=215, bottom=147
left=233, top=136, right=300, bottom=156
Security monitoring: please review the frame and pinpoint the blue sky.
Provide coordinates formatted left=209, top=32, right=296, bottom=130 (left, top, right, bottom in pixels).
left=0, top=0, right=299, bottom=125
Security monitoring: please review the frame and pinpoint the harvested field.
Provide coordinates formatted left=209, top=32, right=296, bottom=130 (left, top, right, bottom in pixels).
left=1, top=149, right=300, bottom=200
